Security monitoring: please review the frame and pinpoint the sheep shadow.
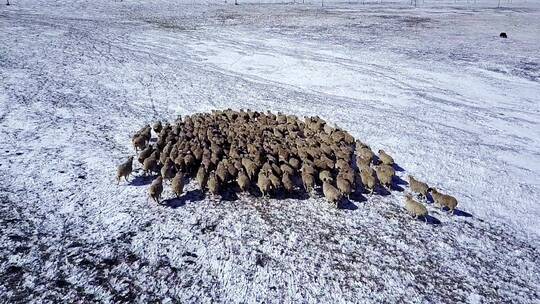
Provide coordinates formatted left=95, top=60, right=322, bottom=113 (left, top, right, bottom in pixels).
left=424, top=214, right=442, bottom=225
left=162, top=189, right=205, bottom=208
left=129, top=175, right=155, bottom=186
left=393, top=176, right=408, bottom=186
left=453, top=209, right=473, bottom=218
left=220, top=188, right=239, bottom=201
left=283, top=189, right=310, bottom=200
left=349, top=190, right=367, bottom=203
left=375, top=186, right=391, bottom=196
left=338, top=199, right=359, bottom=211
left=393, top=163, right=406, bottom=172
left=389, top=184, right=405, bottom=192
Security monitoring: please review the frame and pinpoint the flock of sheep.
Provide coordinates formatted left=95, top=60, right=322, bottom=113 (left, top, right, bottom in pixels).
left=116, top=109, right=458, bottom=220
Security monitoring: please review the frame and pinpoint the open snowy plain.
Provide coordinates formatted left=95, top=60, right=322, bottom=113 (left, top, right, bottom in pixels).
left=1, top=0, right=539, bottom=302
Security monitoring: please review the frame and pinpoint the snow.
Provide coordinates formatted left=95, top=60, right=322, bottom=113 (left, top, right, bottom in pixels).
left=1, top=0, right=539, bottom=302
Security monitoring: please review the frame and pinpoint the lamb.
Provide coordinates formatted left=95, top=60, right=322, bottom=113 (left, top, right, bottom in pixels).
left=378, top=149, right=394, bottom=166
left=149, top=176, right=164, bottom=203
left=322, top=178, right=341, bottom=206
left=171, top=171, right=184, bottom=197
left=408, top=176, right=429, bottom=198
left=430, top=188, right=458, bottom=214
left=116, top=156, right=133, bottom=184
left=404, top=194, right=428, bottom=220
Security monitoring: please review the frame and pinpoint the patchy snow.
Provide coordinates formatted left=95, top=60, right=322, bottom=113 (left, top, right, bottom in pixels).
left=1, top=0, right=539, bottom=302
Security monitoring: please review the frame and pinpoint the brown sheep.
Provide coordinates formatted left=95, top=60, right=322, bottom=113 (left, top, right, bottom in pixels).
left=171, top=171, right=184, bottom=197
left=237, top=169, right=250, bottom=193
left=257, top=171, right=272, bottom=197
left=207, top=172, right=220, bottom=196
left=375, top=165, right=394, bottom=189
left=302, top=172, right=315, bottom=195
left=404, top=194, right=428, bottom=220
left=359, top=167, right=377, bottom=194
left=322, top=178, right=341, bottom=206
left=116, top=156, right=133, bottom=184
left=430, top=188, right=458, bottom=214
left=378, top=149, right=394, bottom=166
left=408, top=176, right=429, bottom=198
left=149, top=176, right=164, bottom=203
left=336, top=175, right=352, bottom=199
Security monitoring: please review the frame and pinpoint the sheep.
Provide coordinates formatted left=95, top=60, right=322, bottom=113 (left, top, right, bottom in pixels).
left=280, top=163, right=295, bottom=176
left=196, top=165, right=207, bottom=190
left=160, top=158, right=176, bottom=180
left=132, top=135, right=147, bottom=152
left=116, top=156, right=133, bottom=184
left=301, top=172, right=315, bottom=195
left=408, top=176, right=429, bottom=198
left=216, top=161, right=230, bottom=184
left=149, top=176, right=164, bottom=203
left=378, top=149, right=394, bottom=166
left=237, top=169, right=250, bottom=193
left=404, top=194, right=428, bottom=220
left=282, top=172, right=294, bottom=194
left=153, top=121, right=163, bottom=134
left=375, top=165, right=393, bottom=189
left=319, top=170, right=333, bottom=183
left=242, top=158, right=258, bottom=181
left=289, top=157, right=301, bottom=170
left=359, top=167, right=377, bottom=194
left=430, top=188, right=458, bottom=214
left=138, top=145, right=153, bottom=164
left=322, top=178, right=341, bottom=206
left=357, top=147, right=374, bottom=163
left=268, top=173, right=282, bottom=192
left=356, top=155, right=371, bottom=168
left=336, top=175, right=352, bottom=199
left=171, top=171, right=184, bottom=197
left=300, top=163, right=316, bottom=176
left=143, top=152, right=159, bottom=176
left=207, top=172, right=220, bottom=196
left=257, top=171, right=272, bottom=197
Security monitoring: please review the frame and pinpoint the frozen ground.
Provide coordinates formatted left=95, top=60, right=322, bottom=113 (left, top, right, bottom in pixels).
left=1, top=0, right=539, bottom=302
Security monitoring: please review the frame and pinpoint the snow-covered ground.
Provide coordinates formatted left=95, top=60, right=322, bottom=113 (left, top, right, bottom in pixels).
left=1, top=0, right=539, bottom=302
